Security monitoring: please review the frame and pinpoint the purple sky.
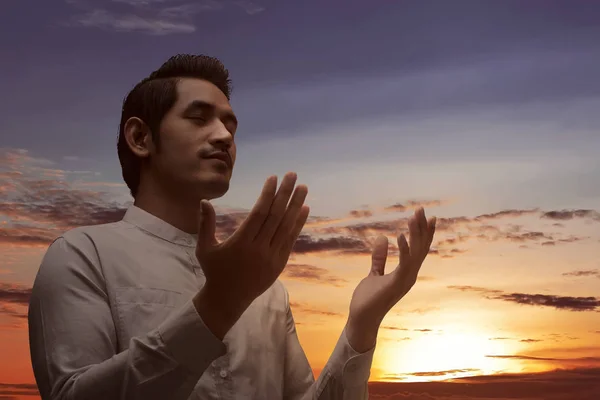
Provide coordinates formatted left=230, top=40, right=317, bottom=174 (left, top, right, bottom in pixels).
left=1, top=0, right=599, bottom=215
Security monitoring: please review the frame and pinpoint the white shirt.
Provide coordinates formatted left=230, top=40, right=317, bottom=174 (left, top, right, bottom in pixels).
left=28, top=205, right=375, bottom=399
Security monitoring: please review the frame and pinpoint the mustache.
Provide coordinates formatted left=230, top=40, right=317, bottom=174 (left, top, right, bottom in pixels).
left=200, top=148, right=233, bottom=166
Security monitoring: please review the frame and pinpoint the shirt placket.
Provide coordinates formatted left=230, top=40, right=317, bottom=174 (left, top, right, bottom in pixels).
left=211, top=357, right=234, bottom=399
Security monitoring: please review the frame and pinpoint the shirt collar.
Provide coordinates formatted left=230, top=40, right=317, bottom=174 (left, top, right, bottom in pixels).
left=122, top=205, right=198, bottom=247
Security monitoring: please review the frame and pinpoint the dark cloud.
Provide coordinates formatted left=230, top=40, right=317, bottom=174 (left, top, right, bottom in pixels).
left=540, top=236, right=589, bottom=246
left=282, top=263, right=348, bottom=287
left=1, top=150, right=597, bottom=261
left=563, top=269, right=600, bottom=279
left=0, top=149, right=128, bottom=246
left=214, top=212, right=247, bottom=239
left=319, top=219, right=464, bottom=259
left=489, top=337, right=543, bottom=343
left=502, top=231, right=553, bottom=242
left=474, top=209, right=540, bottom=220
left=368, top=367, right=600, bottom=400
left=0, top=383, right=36, bottom=390
left=349, top=209, right=373, bottom=218
left=381, top=326, right=409, bottom=332
left=6, top=368, right=600, bottom=399
left=0, top=149, right=269, bottom=246
left=0, top=226, right=57, bottom=247
left=341, top=219, right=407, bottom=237
left=380, top=325, right=438, bottom=333
left=448, top=285, right=600, bottom=312
left=0, top=282, right=30, bottom=322
left=449, top=285, right=504, bottom=295
left=407, top=368, right=481, bottom=378
left=436, top=208, right=538, bottom=230
left=520, top=338, right=543, bottom=343
left=317, top=207, right=595, bottom=259
left=0, top=382, right=38, bottom=398
left=441, top=225, right=587, bottom=248
left=292, top=234, right=370, bottom=255
left=0, top=282, right=31, bottom=305
left=0, top=304, right=27, bottom=320
left=379, top=336, right=412, bottom=343
left=487, top=354, right=600, bottom=362
left=541, top=209, right=600, bottom=222
left=496, top=293, right=599, bottom=311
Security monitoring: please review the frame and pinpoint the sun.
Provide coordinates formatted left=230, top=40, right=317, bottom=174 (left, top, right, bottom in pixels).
left=377, top=326, right=519, bottom=382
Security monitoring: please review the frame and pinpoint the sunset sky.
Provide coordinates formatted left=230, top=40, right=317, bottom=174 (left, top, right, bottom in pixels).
left=1, top=0, right=600, bottom=399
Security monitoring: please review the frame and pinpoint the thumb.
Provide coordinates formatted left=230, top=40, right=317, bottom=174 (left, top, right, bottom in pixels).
left=370, top=235, right=389, bottom=276
left=196, top=200, right=218, bottom=252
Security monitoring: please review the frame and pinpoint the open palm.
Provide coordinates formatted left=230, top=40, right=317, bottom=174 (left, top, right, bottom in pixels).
left=349, top=208, right=436, bottom=330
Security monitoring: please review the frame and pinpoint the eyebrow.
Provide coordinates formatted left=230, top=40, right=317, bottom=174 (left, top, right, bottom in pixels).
left=184, top=100, right=238, bottom=126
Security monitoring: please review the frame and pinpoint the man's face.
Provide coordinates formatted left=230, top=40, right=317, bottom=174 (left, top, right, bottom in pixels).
left=150, top=78, right=238, bottom=200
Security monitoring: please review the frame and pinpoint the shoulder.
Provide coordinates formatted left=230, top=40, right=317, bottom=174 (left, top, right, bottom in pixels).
left=36, top=222, right=127, bottom=288
left=41, top=222, right=124, bottom=262
left=61, top=220, right=131, bottom=248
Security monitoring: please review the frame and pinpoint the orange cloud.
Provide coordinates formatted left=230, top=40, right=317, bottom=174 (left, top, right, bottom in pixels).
left=282, top=264, right=348, bottom=287
left=289, top=301, right=343, bottom=318
left=0, top=282, right=31, bottom=323
left=384, top=199, right=447, bottom=213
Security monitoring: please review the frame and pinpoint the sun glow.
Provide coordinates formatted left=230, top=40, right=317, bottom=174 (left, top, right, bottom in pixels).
left=377, top=327, right=521, bottom=382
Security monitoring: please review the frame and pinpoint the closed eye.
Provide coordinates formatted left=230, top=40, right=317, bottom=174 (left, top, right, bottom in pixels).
left=189, top=116, right=208, bottom=125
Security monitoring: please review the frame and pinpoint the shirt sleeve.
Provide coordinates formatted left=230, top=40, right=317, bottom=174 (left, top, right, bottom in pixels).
left=282, top=288, right=375, bottom=400
left=28, top=235, right=227, bottom=400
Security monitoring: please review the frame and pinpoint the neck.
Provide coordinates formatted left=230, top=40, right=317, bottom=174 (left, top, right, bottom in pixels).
left=133, top=181, right=201, bottom=234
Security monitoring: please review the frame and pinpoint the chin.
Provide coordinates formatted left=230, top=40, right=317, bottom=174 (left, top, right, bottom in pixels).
left=197, top=171, right=231, bottom=200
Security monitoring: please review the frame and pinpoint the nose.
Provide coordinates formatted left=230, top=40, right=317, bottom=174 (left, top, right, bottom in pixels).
left=208, top=121, right=233, bottom=151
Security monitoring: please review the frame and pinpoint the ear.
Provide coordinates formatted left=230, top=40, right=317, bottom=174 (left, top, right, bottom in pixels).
left=123, top=117, right=154, bottom=159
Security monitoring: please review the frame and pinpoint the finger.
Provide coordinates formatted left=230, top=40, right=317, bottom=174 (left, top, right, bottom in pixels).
left=370, top=235, right=389, bottom=276
left=255, top=172, right=298, bottom=244
left=270, top=184, right=308, bottom=250
left=233, top=175, right=278, bottom=241
left=196, top=200, right=218, bottom=254
left=279, top=205, right=310, bottom=265
left=417, top=208, right=428, bottom=239
left=393, top=233, right=415, bottom=285
left=408, top=214, right=420, bottom=258
left=427, top=217, right=437, bottom=248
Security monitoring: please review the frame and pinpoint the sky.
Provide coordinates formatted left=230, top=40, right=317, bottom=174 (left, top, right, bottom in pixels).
left=1, top=0, right=600, bottom=398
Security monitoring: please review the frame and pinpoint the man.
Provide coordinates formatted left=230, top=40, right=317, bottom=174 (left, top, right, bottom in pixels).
left=28, top=54, right=436, bottom=400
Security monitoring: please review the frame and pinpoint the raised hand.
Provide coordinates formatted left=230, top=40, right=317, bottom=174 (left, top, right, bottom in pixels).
left=346, top=208, right=436, bottom=352
left=193, top=172, right=310, bottom=338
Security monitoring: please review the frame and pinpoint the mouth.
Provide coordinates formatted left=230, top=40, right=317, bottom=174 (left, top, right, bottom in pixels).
left=204, top=152, right=232, bottom=169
